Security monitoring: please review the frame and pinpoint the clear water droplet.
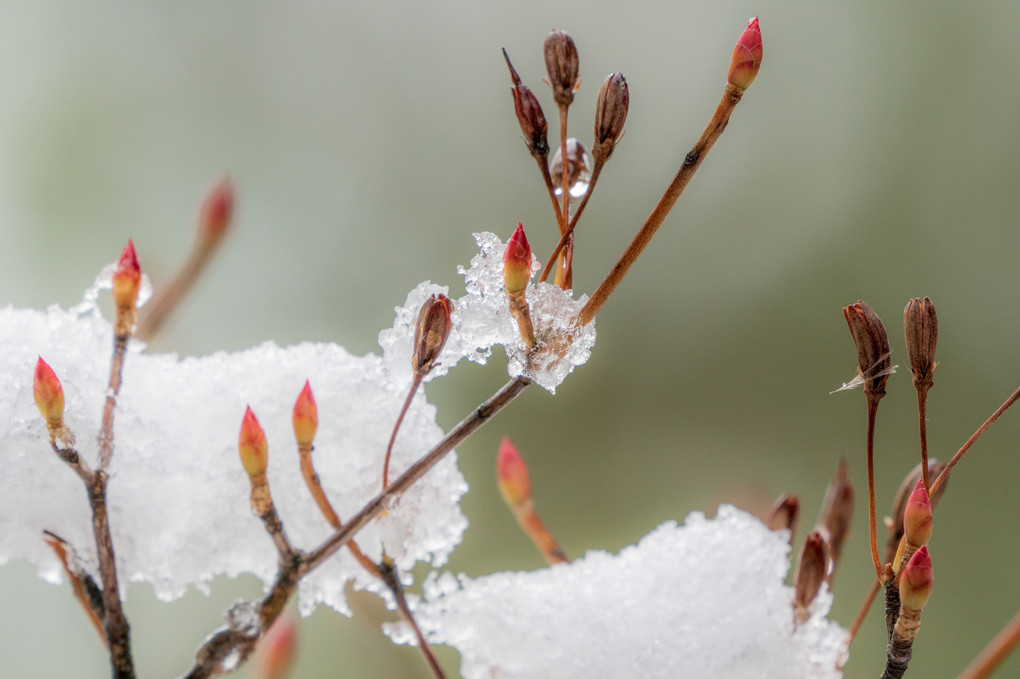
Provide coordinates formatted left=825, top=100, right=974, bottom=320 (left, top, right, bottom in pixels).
left=550, top=138, right=592, bottom=203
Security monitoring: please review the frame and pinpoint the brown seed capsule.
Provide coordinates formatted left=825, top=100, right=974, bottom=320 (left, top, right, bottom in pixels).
left=843, top=300, right=892, bottom=400
left=592, top=73, right=629, bottom=164
left=818, top=458, right=854, bottom=577
left=544, top=29, right=579, bottom=108
left=503, top=49, right=549, bottom=160
left=903, top=297, right=937, bottom=392
left=794, top=531, right=830, bottom=623
left=765, top=494, right=799, bottom=536
left=412, top=294, right=454, bottom=376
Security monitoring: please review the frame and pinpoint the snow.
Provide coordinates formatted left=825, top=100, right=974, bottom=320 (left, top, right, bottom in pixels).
left=391, top=506, right=848, bottom=679
left=0, top=232, right=595, bottom=613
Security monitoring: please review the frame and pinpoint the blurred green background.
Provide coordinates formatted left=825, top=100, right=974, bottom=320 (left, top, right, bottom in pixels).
left=2, top=2, right=1019, bottom=677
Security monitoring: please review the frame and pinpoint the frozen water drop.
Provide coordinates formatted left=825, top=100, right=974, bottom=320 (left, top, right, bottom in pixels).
left=550, top=138, right=592, bottom=203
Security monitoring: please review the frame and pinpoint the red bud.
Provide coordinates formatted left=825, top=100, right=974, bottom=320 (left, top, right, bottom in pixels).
left=903, top=479, right=933, bottom=548
left=899, top=546, right=933, bottom=612
left=112, top=240, right=141, bottom=314
left=199, top=177, right=234, bottom=248
left=503, top=223, right=533, bottom=295
left=727, top=17, right=763, bottom=91
left=497, top=437, right=532, bottom=509
left=33, top=357, right=65, bottom=427
left=292, top=381, right=318, bottom=449
left=239, top=406, right=268, bottom=477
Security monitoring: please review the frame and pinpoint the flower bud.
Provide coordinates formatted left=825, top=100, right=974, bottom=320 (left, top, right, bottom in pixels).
left=255, top=616, right=297, bottom=679
left=592, top=73, right=629, bottom=164
left=899, top=546, right=933, bottom=612
left=411, top=294, right=454, bottom=377
left=198, top=177, right=235, bottom=249
left=544, top=29, right=579, bottom=108
left=503, top=49, right=549, bottom=160
left=843, top=300, right=892, bottom=400
left=503, top=223, right=533, bottom=295
left=33, top=357, right=65, bottom=428
left=903, top=297, right=937, bottom=391
left=886, top=460, right=946, bottom=563
left=497, top=437, right=532, bottom=510
left=239, top=406, right=268, bottom=477
left=903, top=479, right=933, bottom=548
left=112, top=240, right=141, bottom=314
left=727, top=17, right=763, bottom=91
left=292, top=380, right=318, bottom=449
left=794, top=531, right=830, bottom=622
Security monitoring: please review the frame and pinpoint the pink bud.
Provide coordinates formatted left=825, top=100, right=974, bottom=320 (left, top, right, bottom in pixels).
left=239, top=406, right=268, bottom=477
left=903, top=479, right=933, bottom=548
left=292, top=381, right=318, bottom=448
left=497, top=437, right=532, bottom=509
left=503, top=223, right=533, bottom=295
left=727, top=17, right=763, bottom=91
left=899, top=545, right=934, bottom=612
left=112, top=240, right=141, bottom=312
left=33, top=357, right=65, bottom=426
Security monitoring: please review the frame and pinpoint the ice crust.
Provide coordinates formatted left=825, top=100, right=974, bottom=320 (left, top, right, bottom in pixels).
left=395, top=506, right=848, bottom=679
left=0, top=232, right=595, bottom=613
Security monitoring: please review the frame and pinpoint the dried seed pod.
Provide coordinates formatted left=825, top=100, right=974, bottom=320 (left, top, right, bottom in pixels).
left=794, top=531, right=830, bottom=623
left=903, top=297, right=938, bottom=392
left=765, top=494, right=799, bottom=536
left=592, top=73, right=629, bottom=164
left=544, top=29, right=579, bottom=107
left=818, top=458, right=854, bottom=575
left=411, top=294, right=454, bottom=376
left=503, top=49, right=549, bottom=160
left=843, top=300, right=892, bottom=400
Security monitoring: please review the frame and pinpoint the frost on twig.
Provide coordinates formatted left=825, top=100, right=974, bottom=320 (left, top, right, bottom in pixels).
left=390, top=507, right=848, bottom=679
left=0, top=232, right=594, bottom=615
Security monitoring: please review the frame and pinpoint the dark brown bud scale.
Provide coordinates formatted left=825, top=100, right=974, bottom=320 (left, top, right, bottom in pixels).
left=794, top=531, right=830, bottom=623
left=503, top=49, right=550, bottom=159
left=593, top=73, right=629, bottom=164
left=843, top=300, right=892, bottom=400
left=817, top=458, right=854, bottom=575
left=412, top=294, right=454, bottom=376
left=765, top=494, right=799, bottom=536
left=903, top=297, right=937, bottom=392
left=544, top=29, right=579, bottom=108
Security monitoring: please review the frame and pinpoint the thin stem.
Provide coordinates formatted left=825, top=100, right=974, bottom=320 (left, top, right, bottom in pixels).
left=136, top=244, right=216, bottom=342
left=517, top=507, right=569, bottom=565
left=555, top=104, right=570, bottom=288
left=917, top=388, right=930, bottom=492
left=956, top=608, right=1020, bottom=679
left=379, top=558, right=448, bottom=679
left=98, top=333, right=128, bottom=471
left=89, top=472, right=135, bottom=678
left=579, top=83, right=745, bottom=326
left=537, top=159, right=567, bottom=236
left=866, top=395, right=884, bottom=582
left=383, top=373, right=424, bottom=489
left=301, top=376, right=532, bottom=576
left=538, top=160, right=605, bottom=285
left=930, top=384, right=1020, bottom=496
left=300, top=444, right=446, bottom=677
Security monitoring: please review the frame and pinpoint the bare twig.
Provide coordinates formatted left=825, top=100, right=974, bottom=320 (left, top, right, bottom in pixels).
left=579, top=83, right=746, bottom=325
